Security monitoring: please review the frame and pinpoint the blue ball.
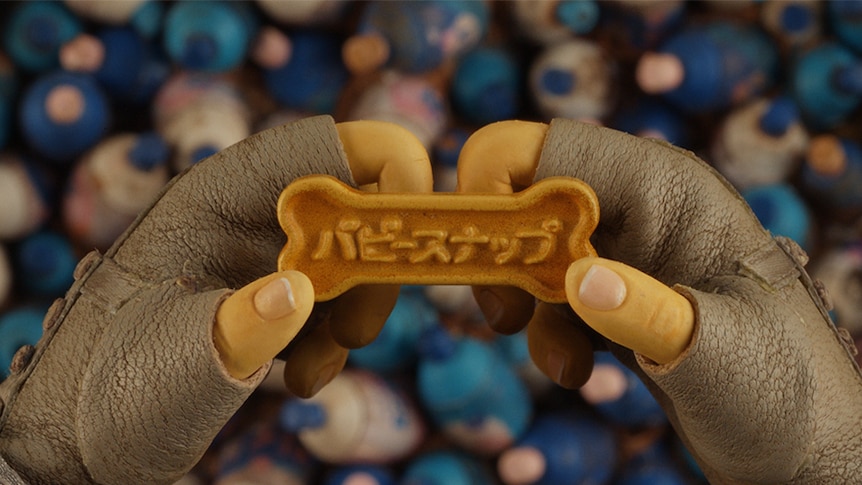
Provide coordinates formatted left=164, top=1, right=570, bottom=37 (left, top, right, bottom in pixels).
left=657, top=23, right=778, bottom=114
left=792, top=42, right=862, bottom=130
left=95, top=27, right=171, bottom=104
left=556, top=0, right=600, bottom=35
left=3, top=1, right=82, bottom=72
left=163, top=1, right=258, bottom=72
left=451, top=47, right=520, bottom=124
left=830, top=0, right=862, bottom=54
left=743, top=184, right=812, bottom=250
left=613, top=98, right=689, bottom=148
left=15, top=230, right=77, bottom=297
left=514, top=413, right=617, bottom=485
left=20, top=71, right=110, bottom=163
left=262, top=31, right=349, bottom=114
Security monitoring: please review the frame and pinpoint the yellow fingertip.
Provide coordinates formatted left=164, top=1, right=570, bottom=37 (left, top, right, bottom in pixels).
left=215, top=271, right=315, bottom=380
left=335, top=120, right=434, bottom=194
left=456, top=120, right=549, bottom=194
left=566, top=257, right=694, bottom=364
left=275, top=270, right=315, bottom=313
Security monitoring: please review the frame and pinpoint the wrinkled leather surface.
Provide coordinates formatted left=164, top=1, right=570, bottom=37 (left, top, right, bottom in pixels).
left=535, top=119, right=862, bottom=483
left=0, top=116, right=356, bottom=484
left=0, top=454, right=26, bottom=484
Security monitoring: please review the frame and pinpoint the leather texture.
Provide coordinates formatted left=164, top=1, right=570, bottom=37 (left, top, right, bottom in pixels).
left=535, top=119, right=862, bottom=483
left=0, top=454, right=26, bottom=485
left=0, top=116, right=356, bottom=484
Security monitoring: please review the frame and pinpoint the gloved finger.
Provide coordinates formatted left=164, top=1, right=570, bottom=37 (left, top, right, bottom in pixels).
left=565, top=257, right=694, bottom=364
left=325, top=121, right=433, bottom=349
left=455, top=120, right=548, bottom=194
left=328, top=284, right=399, bottom=348
left=335, top=120, right=433, bottom=193
left=472, top=285, right=537, bottom=335
left=526, top=301, right=595, bottom=388
left=110, top=116, right=357, bottom=289
left=533, top=120, right=773, bottom=288
left=457, top=120, right=549, bottom=331
left=214, top=270, right=315, bottom=380
left=281, top=319, right=350, bottom=398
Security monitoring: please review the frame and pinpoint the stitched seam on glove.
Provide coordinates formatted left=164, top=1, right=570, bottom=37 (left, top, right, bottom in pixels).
left=774, top=237, right=862, bottom=382
left=737, top=238, right=800, bottom=290
left=0, top=251, right=105, bottom=431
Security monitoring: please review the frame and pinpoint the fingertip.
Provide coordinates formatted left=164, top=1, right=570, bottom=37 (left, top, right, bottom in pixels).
left=278, top=270, right=315, bottom=309
left=335, top=121, right=434, bottom=193
left=245, top=270, right=315, bottom=323
left=564, top=257, right=695, bottom=365
left=455, top=120, right=548, bottom=194
left=329, top=284, right=399, bottom=349
left=565, top=255, right=605, bottom=281
left=473, top=285, right=535, bottom=335
left=215, top=271, right=316, bottom=380
left=566, top=257, right=627, bottom=312
left=286, top=358, right=344, bottom=399
left=565, top=256, right=601, bottom=282
left=526, top=302, right=594, bottom=389
left=281, top=320, right=349, bottom=398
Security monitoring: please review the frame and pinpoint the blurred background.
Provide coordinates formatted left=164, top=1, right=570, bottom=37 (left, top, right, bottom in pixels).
left=0, top=0, right=860, bottom=483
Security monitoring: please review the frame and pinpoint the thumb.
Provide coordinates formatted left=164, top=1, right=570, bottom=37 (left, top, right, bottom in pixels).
left=215, top=270, right=315, bottom=379
left=565, top=257, right=695, bottom=365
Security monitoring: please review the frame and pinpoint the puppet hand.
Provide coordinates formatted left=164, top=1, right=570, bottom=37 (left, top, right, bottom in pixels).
left=457, top=119, right=862, bottom=483
left=456, top=120, right=696, bottom=384
left=0, top=116, right=432, bottom=484
left=214, top=271, right=315, bottom=380
left=214, top=120, right=433, bottom=394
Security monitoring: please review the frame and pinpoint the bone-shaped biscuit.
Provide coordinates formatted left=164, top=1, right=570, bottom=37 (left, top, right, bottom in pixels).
left=277, top=175, right=599, bottom=302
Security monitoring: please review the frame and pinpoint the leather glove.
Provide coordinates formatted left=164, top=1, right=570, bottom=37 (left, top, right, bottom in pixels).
left=457, top=119, right=862, bottom=483
left=0, top=115, right=432, bottom=484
